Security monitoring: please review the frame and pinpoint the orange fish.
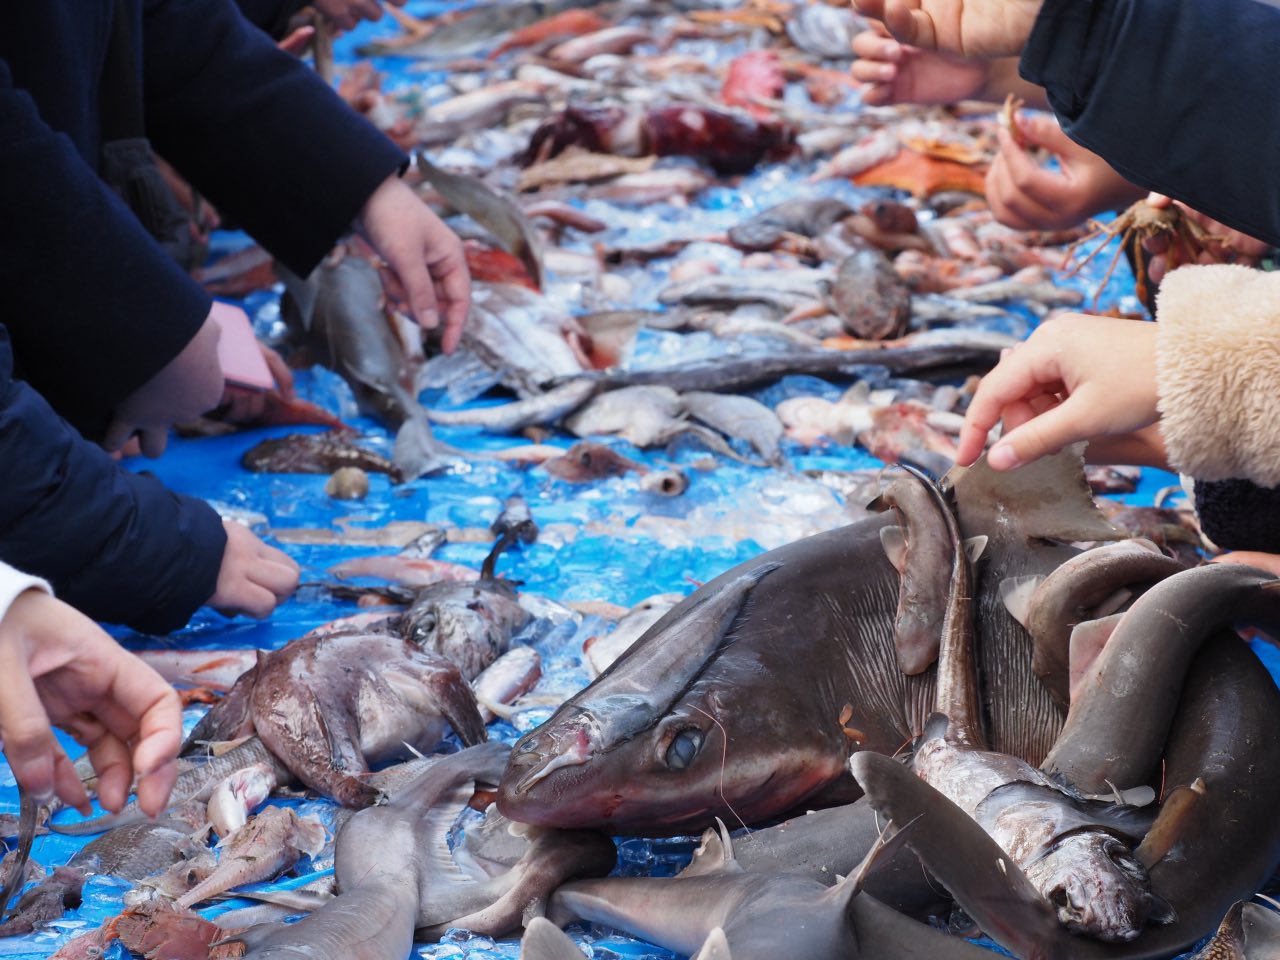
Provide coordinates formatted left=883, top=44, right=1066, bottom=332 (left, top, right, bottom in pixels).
left=488, top=9, right=610, bottom=59
left=464, top=240, right=539, bottom=291
left=854, top=148, right=987, bottom=199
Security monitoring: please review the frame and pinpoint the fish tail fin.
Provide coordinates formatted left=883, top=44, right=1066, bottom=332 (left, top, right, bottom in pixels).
left=393, top=413, right=455, bottom=481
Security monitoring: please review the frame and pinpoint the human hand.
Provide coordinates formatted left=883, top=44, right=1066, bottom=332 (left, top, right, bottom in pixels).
left=315, top=0, right=407, bottom=32
left=1143, top=194, right=1271, bottom=286
left=956, top=315, right=1160, bottom=470
left=217, top=344, right=296, bottom=424
left=851, top=23, right=989, bottom=106
left=356, top=175, right=471, bottom=354
left=986, top=113, right=1146, bottom=231
left=103, top=313, right=224, bottom=458
left=852, top=0, right=1043, bottom=59
left=207, top=521, right=300, bottom=619
left=0, top=589, right=181, bottom=815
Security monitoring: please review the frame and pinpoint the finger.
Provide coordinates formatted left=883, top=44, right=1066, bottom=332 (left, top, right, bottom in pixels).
left=988, top=393, right=1099, bottom=470
left=1147, top=254, right=1167, bottom=287
left=51, top=748, right=91, bottom=816
left=851, top=30, right=903, bottom=62
left=883, top=2, right=934, bottom=49
left=136, top=758, right=178, bottom=820
left=252, top=557, right=302, bottom=603
left=986, top=157, right=1057, bottom=231
left=385, top=251, right=439, bottom=330
left=957, top=345, right=1061, bottom=464
left=278, top=25, right=315, bottom=55
left=261, top=346, right=295, bottom=398
left=359, top=0, right=384, bottom=21
left=1146, top=192, right=1171, bottom=208
left=68, top=715, right=133, bottom=814
left=137, top=427, right=169, bottom=459
left=996, top=129, right=1069, bottom=213
left=852, top=58, right=898, bottom=84
left=1016, top=112, right=1070, bottom=152
left=219, top=583, right=280, bottom=620
left=0, top=652, right=57, bottom=803
left=434, top=264, right=472, bottom=355
left=101, top=418, right=138, bottom=455
left=858, top=82, right=894, bottom=106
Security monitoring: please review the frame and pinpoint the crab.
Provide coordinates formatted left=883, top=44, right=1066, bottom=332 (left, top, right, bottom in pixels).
left=1065, top=198, right=1217, bottom=308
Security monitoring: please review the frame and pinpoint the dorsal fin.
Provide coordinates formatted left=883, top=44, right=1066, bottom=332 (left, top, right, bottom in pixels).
left=520, top=916, right=588, bottom=960
left=999, top=575, right=1044, bottom=627
left=946, top=443, right=1123, bottom=544
left=692, top=927, right=733, bottom=960
left=679, top=818, right=738, bottom=878
left=1068, top=613, right=1126, bottom=703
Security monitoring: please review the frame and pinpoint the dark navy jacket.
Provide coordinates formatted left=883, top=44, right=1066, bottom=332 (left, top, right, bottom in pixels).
left=0, top=326, right=226, bottom=632
left=1020, top=0, right=1280, bottom=248
left=0, top=0, right=405, bottom=436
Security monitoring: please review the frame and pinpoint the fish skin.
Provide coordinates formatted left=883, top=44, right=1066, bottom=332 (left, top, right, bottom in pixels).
left=564, top=384, right=684, bottom=447
left=55, top=737, right=284, bottom=836
left=398, top=578, right=531, bottom=681
left=830, top=249, right=912, bottom=341
left=473, top=646, right=542, bottom=722
left=866, top=472, right=957, bottom=675
left=134, top=649, right=259, bottom=692
left=328, top=555, right=479, bottom=587
left=904, top=466, right=1166, bottom=945
left=427, top=378, right=599, bottom=433
left=359, top=0, right=601, bottom=59
left=190, top=633, right=487, bottom=808
left=726, top=197, right=853, bottom=251
left=543, top=440, right=644, bottom=482
left=498, top=449, right=1115, bottom=836
left=176, top=807, right=326, bottom=908
left=241, top=432, right=401, bottom=480
left=680, top=392, right=784, bottom=466
left=414, top=154, right=545, bottom=290
left=1007, top=539, right=1185, bottom=708
left=463, top=282, right=586, bottom=398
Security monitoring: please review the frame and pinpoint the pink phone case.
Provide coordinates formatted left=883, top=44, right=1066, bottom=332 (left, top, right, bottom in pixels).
left=210, top=301, right=275, bottom=391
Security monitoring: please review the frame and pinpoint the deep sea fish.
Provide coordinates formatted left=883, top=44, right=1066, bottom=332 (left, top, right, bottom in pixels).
left=241, top=431, right=401, bottom=479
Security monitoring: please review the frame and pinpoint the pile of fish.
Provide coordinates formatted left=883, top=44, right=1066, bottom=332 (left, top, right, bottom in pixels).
left=3, top=1, right=1278, bottom=960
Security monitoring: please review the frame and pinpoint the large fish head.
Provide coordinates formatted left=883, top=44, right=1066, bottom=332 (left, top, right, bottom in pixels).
left=1024, top=832, right=1175, bottom=942
left=498, top=669, right=849, bottom=834
left=402, top=583, right=530, bottom=680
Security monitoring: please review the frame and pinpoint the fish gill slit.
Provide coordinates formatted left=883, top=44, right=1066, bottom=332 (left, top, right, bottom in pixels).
left=688, top=703, right=751, bottom=836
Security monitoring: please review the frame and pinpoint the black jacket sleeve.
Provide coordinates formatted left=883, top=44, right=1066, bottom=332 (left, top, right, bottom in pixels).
left=0, top=57, right=211, bottom=437
left=141, top=0, right=407, bottom=276
left=1020, top=0, right=1280, bottom=247
left=233, top=0, right=308, bottom=39
left=0, top=326, right=227, bottom=634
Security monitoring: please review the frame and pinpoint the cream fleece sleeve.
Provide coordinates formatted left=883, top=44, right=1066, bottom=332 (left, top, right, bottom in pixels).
left=1155, top=264, right=1280, bottom=487
left=0, top=559, right=51, bottom=624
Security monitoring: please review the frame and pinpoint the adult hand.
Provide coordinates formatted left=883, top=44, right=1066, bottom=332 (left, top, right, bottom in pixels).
left=207, top=521, right=300, bottom=619
left=851, top=23, right=989, bottom=106
left=356, top=175, right=471, bottom=354
left=986, top=114, right=1146, bottom=231
left=103, top=313, right=224, bottom=458
left=1143, top=194, right=1271, bottom=286
left=218, top=344, right=296, bottom=424
left=852, top=0, right=1043, bottom=59
left=0, top=590, right=181, bottom=816
left=315, top=0, right=406, bottom=32
left=956, top=315, right=1160, bottom=470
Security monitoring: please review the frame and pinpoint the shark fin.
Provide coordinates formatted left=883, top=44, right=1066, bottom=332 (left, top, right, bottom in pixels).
left=691, top=927, right=733, bottom=960
left=964, top=535, right=989, bottom=563
left=680, top=818, right=739, bottom=878
left=998, top=575, right=1044, bottom=628
left=1136, top=777, right=1207, bottom=869
left=946, top=443, right=1123, bottom=544
left=520, top=917, right=588, bottom=960
left=1068, top=612, right=1126, bottom=703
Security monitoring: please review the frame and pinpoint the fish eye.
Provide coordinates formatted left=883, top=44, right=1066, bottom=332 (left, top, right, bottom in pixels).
left=580, top=450, right=593, bottom=466
left=665, top=728, right=704, bottom=770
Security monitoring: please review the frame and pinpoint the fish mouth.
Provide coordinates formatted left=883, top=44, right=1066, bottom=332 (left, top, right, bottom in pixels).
left=507, top=722, right=596, bottom=795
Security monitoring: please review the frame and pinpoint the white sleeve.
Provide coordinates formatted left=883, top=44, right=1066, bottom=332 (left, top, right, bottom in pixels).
left=0, top=560, right=52, bottom=624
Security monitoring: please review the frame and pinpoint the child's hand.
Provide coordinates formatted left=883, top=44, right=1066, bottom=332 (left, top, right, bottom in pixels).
left=851, top=22, right=989, bottom=106
left=986, top=114, right=1145, bottom=231
left=207, top=521, right=300, bottom=619
left=852, top=0, right=1044, bottom=59
left=1143, top=194, right=1271, bottom=285
left=0, top=590, right=182, bottom=816
left=956, top=315, right=1160, bottom=470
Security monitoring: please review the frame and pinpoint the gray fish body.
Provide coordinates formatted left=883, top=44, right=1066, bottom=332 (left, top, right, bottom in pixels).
left=69, top=820, right=205, bottom=881
left=681, top=392, right=784, bottom=465
left=399, top=578, right=531, bottom=681
left=427, top=378, right=598, bottom=432
left=830, top=249, right=912, bottom=341
left=727, top=198, right=854, bottom=251
left=465, top=283, right=585, bottom=397
left=659, top=270, right=828, bottom=311
left=583, top=342, right=1000, bottom=394
left=565, top=385, right=684, bottom=447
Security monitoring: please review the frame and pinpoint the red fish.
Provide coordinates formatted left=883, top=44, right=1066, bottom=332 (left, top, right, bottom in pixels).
left=721, top=49, right=784, bottom=120
left=488, top=8, right=610, bottom=58
left=464, top=240, right=539, bottom=290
